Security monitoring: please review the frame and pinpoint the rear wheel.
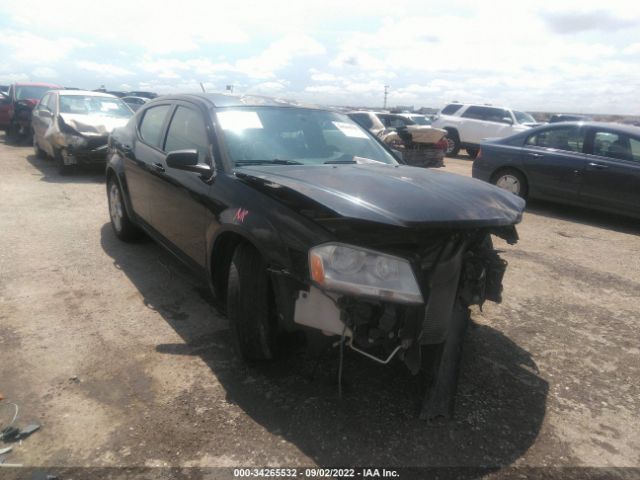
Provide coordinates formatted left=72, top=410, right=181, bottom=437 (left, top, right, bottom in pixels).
left=108, top=177, right=142, bottom=241
left=491, top=168, right=528, bottom=199
left=227, top=242, right=279, bottom=361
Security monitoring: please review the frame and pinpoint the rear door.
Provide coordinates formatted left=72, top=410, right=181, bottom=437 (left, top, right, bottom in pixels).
left=460, top=105, right=513, bottom=144
left=519, top=125, right=587, bottom=200
left=580, top=128, right=640, bottom=217
left=148, top=102, right=213, bottom=267
left=125, top=103, right=172, bottom=224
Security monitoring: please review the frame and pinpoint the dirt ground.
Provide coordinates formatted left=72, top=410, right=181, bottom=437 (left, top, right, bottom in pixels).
left=1, top=137, right=639, bottom=478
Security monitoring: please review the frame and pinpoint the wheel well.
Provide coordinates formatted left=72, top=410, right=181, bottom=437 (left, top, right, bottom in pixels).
left=210, top=232, right=274, bottom=310
left=444, top=127, right=459, bottom=139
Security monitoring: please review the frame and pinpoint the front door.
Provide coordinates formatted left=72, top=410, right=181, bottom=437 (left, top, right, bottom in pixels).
left=148, top=103, right=213, bottom=268
left=520, top=125, right=587, bottom=201
left=580, top=128, right=640, bottom=217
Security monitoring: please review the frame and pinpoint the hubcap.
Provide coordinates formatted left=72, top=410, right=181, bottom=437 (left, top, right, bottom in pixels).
left=496, top=174, right=521, bottom=195
left=445, top=137, right=456, bottom=155
left=109, top=183, right=123, bottom=232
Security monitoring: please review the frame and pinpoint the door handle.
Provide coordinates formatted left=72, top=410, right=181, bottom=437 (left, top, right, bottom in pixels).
left=527, top=153, right=543, bottom=158
left=588, top=162, right=608, bottom=169
left=152, top=162, right=165, bottom=172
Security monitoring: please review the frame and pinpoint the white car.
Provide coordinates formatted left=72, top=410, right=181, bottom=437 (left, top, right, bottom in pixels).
left=431, top=103, right=539, bottom=158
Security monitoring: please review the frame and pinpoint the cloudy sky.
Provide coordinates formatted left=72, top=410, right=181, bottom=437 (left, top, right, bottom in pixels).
left=1, top=0, right=639, bottom=114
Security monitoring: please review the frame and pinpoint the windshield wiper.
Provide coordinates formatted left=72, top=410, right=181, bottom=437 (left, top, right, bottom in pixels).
left=236, top=159, right=304, bottom=166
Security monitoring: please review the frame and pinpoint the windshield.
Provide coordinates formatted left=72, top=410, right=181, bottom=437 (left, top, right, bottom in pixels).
left=216, top=107, right=398, bottom=166
left=514, top=110, right=535, bottom=124
left=409, top=115, right=431, bottom=125
left=16, top=86, right=52, bottom=101
left=59, top=95, right=132, bottom=117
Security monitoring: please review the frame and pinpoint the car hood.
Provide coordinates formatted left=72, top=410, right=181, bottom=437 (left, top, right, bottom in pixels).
left=235, top=164, right=525, bottom=228
left=59, top=113, right=130, bottom=136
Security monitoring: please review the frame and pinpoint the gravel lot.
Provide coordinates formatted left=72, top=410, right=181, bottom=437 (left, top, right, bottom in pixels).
left=1, top=136, right=639, bottom=477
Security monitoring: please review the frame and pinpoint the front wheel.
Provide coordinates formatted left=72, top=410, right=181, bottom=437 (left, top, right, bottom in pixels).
left=227, top=242, right=279, bottom=361
left=33, top=135, right=46, bottom=158
left=444, top=134, right=460, bottom=156
left=107, top=177, right=142, bottom=241
left=491, top=168, right=528, bottom=199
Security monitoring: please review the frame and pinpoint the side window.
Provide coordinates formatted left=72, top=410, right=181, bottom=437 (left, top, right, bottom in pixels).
left=630, top=138, right=640, bottom=163
left=138, top=105, right=171, bottom=148
left=441, top=104, right=463, bottom=115
left=164, top=106, right=209, bottom=162
left=461, top=106, right=491, bottom=120
left=592, top=131, right=634, bottom=161
left=526, top=127, right=584, bottom=153
left=46, top=94, right=57, bottom=113
left=39, top=93, right=50, bottom=111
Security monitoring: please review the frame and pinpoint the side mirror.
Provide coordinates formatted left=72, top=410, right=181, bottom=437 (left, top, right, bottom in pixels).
left=502, top=117, right=513, bottom=125
left=166, top=149, right=212, bottom=175
left=39, top=108, right=52, bottom=118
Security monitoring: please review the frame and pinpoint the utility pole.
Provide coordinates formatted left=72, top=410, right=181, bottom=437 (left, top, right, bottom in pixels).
left=383, top=85, right=390, bottom=110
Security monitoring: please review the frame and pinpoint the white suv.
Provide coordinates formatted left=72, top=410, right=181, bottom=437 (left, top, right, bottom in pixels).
left=431, top=103, right=539, bottom=158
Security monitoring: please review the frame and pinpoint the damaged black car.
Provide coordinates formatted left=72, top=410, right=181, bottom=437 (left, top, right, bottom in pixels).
left=32, top=90, right=133, bottom=174
left=106, top=94, right=525, bottom=420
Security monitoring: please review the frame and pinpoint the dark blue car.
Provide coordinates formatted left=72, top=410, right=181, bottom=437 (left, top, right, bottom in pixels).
left=472, top=122, right=640, bottom=219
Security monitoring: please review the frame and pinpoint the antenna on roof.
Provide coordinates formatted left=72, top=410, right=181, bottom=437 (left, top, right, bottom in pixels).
left=200, top=82, right=206, bottom=93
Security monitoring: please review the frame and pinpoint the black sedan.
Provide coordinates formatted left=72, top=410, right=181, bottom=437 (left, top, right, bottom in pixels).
left=106, top=93, right=524, bottom=419
left=472, top=122, right=640, bottom=219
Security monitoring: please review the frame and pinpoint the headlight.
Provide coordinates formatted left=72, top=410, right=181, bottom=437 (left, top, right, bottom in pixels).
left=65, top=134, right=87, bottom=148
left=309, top=243, right=423, bottom=304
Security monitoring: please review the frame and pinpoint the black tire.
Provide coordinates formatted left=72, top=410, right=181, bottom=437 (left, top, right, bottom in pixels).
left=444, top=132, right=460, bottom=156
left=491, top=168, right=528, bottom=199
left=107, top=177, right=143, bottom=241
left=466, top=147, right=479, bottom=159
left=227, top=242, right=279, bottom=361
left=55, top=148, right=75, bottom=175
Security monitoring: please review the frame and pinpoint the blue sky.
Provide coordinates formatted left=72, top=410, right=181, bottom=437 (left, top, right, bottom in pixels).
left=1, top=0, right=639, bottom=114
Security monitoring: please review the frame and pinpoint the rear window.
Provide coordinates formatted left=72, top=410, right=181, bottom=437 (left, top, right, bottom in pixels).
left=441, top=104, right=463, bottom=115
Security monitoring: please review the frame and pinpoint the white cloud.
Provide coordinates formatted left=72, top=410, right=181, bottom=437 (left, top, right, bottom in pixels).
left=0, top=30, right=88, bottom=63
left=31, top=67, right=59, bottom=78
left=77, top=61, right=133, bottom=77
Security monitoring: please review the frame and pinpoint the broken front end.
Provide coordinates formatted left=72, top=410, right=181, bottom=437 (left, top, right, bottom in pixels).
left=50, top=115, right=127, bottom=166
left=288, top=225, right=517, bottom=419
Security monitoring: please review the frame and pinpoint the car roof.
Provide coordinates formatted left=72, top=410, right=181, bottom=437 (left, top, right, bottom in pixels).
left=52, top=89, right=118, bottom=98
left=148, top=93, right=322, bottom=109
left=15, top=82, right=62, bottom=88
left=544, top=121, right=640, bottom=135
left=122, top=96, right=147, bottom=100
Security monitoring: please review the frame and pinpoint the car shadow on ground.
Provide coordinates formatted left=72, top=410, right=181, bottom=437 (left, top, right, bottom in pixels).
left=526, top=198, right=640, bottom=236
left=25, top=153, right=105, bottom=184
left=99, top=223, right=548, bottom=473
